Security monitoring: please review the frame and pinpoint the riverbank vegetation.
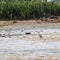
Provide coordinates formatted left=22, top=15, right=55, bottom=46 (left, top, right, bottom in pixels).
left=0, top=0, right=60, bottom=20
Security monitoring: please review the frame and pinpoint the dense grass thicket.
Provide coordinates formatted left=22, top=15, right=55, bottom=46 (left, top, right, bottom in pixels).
left=0, top=0, right=60, bottom=20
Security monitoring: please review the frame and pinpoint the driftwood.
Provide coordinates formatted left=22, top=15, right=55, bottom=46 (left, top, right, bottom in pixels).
left=49, top=16, right=58, bottom=19
left=25, top=32, right=31, bottom=35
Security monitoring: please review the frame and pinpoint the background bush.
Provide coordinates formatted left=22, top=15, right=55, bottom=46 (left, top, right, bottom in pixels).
left=0, top=0, right=60, bottom=20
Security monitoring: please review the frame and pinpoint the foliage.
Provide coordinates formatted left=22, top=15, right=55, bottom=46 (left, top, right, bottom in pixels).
left=0, top=0, right=60, bottom=20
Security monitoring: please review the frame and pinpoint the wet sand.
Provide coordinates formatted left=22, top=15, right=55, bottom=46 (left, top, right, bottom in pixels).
left=0, top=20, right=60, bottom=28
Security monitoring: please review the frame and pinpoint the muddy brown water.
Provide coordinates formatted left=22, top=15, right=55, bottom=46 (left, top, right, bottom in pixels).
left=0, top=27, right=60, bottom=60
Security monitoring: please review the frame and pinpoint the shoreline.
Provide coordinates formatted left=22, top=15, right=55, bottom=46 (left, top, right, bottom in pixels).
left=0, top=20, right=60, bottom=28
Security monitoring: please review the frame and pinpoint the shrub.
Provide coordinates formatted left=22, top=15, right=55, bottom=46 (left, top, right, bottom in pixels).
left=0, top=0, right=60, bottom=20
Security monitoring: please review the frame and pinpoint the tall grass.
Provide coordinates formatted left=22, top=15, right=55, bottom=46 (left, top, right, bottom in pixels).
left=0, top=0, right=60, bottom=20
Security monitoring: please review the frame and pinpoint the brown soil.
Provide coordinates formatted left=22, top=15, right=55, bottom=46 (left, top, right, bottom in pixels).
left=0, top=19, right=60, bottom=28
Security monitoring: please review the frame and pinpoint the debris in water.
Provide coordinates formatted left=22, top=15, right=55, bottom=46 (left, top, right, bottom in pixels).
left=38, top=32, right=43, bottom=38
left=25, top=32, right=31, bottom=35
